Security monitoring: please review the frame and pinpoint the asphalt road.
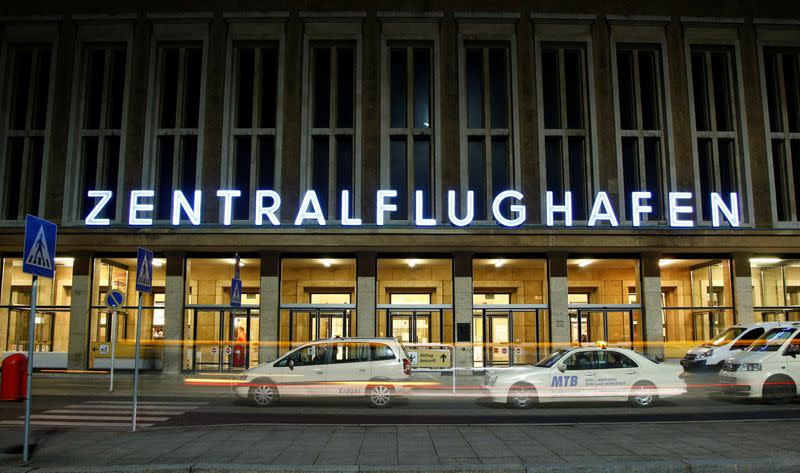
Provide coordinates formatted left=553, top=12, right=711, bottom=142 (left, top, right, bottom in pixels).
left=2, top=378, right=800, bottom=428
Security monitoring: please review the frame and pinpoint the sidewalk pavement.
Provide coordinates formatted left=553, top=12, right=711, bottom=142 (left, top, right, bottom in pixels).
left=2, top=420, right=800, bottom=472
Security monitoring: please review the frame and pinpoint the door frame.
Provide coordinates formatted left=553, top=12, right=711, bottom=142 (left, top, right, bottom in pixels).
left=472, top=305, right=547, bottom=367
left=568, top=304, right=641, bottom=349
left=188, top=306, right=256, bottom=372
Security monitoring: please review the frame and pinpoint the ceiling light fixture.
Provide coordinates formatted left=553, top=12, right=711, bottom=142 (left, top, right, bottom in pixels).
left=659, top=259, right=677, bottom=267
left=750, top=257, right=781, bottom=265
left=494, top=259, right=505, bottom=268
left=577, top=259, right=594, bottom=268
left=321, top=258, right=332, bottom=267
left=408, top=259, right=419, bottom=268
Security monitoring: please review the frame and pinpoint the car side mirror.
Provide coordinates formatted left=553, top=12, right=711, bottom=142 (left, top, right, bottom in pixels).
left=288, top=358, right=295, bottom=370
left=785, top=345, right=800, bottom=358
left=557, top=363, right=566, bottom=373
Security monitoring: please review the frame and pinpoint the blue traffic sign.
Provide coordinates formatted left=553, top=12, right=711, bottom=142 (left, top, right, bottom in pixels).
left=105, top=289, right=125, bottom=309
left=22, top=215, right=57, bottom=279
left=231, top=278, right=242, bottom=308
left=136, top=248, right=154, bottom=293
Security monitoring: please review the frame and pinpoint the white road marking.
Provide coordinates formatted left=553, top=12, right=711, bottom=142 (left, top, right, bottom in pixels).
left=29, top=414, right=169, bottom=421
left=0, top=420, right=154, bottom=428
left=83, top=400, right=206, bottom=406
left=50, top=409, right=184, bottom=415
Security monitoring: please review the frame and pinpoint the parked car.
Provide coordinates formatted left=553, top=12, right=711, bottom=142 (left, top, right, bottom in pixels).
left=482, top=344, right=686, bottom=408
left=680, top=322, right=785, bottom=373
left=719, top=322, right=800, bottom=402
left=235, top=338, right=412, bottom=408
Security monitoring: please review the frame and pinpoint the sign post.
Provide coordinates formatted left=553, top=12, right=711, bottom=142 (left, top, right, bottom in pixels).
left=132, top=247, right=153, bottom=431
left=104, top=289, right=125, bottom=392
left=230, top=253, right=242, bottom=309
left=21, top=215, right=57, bottom=462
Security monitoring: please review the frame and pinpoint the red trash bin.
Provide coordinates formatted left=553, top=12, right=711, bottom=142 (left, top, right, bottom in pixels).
left=0, top=353, right=28, bottom=401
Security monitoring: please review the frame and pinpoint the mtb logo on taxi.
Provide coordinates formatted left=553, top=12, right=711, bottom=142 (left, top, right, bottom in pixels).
left=551, top=375, right=579, bottom=387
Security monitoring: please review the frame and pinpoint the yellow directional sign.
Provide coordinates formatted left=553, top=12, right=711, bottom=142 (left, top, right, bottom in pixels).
left=408, top=348, right=451, bottom=369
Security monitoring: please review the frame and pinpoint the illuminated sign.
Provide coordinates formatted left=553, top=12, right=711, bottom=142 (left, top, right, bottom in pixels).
left=84, top=189, right=741, bottom=228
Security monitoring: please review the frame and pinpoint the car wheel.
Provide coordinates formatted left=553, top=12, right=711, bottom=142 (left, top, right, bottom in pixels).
left=763, top=376, right=795, bottom=404
left=507, top=383, right=537, bottom=409
left=250, top=379, right=278, bottom=407
left=367, top=384, right=393, bottom=408
left=628, top=382, right=657, bottom=408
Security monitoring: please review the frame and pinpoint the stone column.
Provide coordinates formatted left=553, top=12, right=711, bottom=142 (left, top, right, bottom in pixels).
left=453, top=252, right=473, bottom=370
left=356, top=252, right=376, bottom=337
left=161, top=252, right=185, bottom=374
left=733, top=253, right=755, bottom=325
left=259, top=252, right=280, bottom=362
left=640, top=253, right=664, bottom=360
left=67, top=252, right=93, bottom=370
left=548, top=252, right=570, bottom=350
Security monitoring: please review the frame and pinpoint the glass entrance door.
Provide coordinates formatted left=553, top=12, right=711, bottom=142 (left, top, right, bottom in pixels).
left=571, top=308, right=637, bottom=348
left=191, top=308, right=255, bottom=372
left=288, top=309, right=351, bottom=348
left=388, top=311, right=433, bottom=343
left=6, top=309, right=56, bottom=352
left=692, top=310, right=725, bottom=341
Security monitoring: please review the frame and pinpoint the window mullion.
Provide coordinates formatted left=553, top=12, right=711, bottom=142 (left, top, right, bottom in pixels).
left=483, top=48, right=492, bottom=216
left=18, top=137, right=32, bottom=218
left=172, top=131, right=182, bottom=192
left=329, top=47, right=338, bottom=219
left=558, top=48, right=570, bottom=191
left=249, top=48, right=263, bottom=219
left=632, top=50, right=647, bottom=190
left=175, top=48, right=187, bottom=130
left=705, top=52, right=719, bottom=134
left=775, top=52, right=796, bottom=220
left=26, top=50, right=40, bottom=132
left=406, top=47, right=414, bottom=220
left=99, top=49, right=112, bottom=131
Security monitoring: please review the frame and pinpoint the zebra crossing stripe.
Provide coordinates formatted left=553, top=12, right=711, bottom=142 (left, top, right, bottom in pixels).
left=0, top=420, right=154, bottom=428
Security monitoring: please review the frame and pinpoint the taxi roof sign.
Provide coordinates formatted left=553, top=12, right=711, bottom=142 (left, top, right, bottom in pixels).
left=595, top=340, right=608, bottom=349
left=22, top=215, right=57, bottom=279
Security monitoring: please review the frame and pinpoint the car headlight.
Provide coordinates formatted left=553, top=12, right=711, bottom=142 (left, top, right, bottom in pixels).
left=739, top=363, right=762, bottom=371
left=699, top=349, right=713, bottom=358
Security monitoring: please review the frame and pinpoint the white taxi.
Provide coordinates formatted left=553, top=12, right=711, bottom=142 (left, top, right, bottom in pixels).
left=719, top=322, right=800, bottom=402
left=482, top=344, right=686, bottom=408
left=235, top=337, right=412, bottom=408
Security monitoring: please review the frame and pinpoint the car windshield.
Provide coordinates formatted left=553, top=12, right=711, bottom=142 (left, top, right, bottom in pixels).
left=748, top=327, right=797, bottom=352
left=705, top=327, right=746, bottom=347
left=535, top=349, right=570, bottom=368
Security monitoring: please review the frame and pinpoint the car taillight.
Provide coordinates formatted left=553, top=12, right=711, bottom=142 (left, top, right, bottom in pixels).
left=403, top=358, right=411, bottom=375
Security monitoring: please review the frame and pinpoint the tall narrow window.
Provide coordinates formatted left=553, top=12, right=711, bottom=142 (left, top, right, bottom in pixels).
left=308, top=43, right=356, bottom=220
left=462, top=43, right=512, bottom=221
left=0, top=44, right=53, bottom=221
left=689, top=47, right=741, bottom=222
left=541, top=44, right=592, bottom=221
left=151, top=43, right=204, bottom=221
left=76, top=44, right=127, bottom=222
left=615, top=45, right=668, bottom=222
left=229, top=42, right=279, bottom=221
left=387, top=44, right=434, bottom=221
left=763, top=48, right=800, bottom=223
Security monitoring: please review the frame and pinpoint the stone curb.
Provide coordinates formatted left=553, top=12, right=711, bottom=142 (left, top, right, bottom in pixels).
left=4, top=458, right=799, bottom=473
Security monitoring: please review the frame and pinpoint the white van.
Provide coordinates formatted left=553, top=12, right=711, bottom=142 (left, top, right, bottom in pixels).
left=719, top=322, right=800, bottom=402
left=680, top=322, right=785, bottom=373
left=234, top=338, right=412, bottom=408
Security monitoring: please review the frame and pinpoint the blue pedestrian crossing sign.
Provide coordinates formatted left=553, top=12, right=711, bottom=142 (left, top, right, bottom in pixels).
left=105, top=289, right=125, bottom=310
left=136, top=247, right=154, bottom=293
left=231, top=278, right=242, bottom=308
left=22, top=215, right=57, bottom=279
